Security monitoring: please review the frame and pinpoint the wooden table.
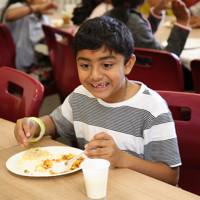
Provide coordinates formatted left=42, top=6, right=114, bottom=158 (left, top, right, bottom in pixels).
left=0, top=118, right=17, bottom=150
left=0, top=119, right=200, bottom=200
left=155, top=19, right=200, bottom=70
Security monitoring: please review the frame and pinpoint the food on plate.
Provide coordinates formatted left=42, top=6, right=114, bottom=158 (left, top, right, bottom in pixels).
left=17, top=147, right=84, bottom=175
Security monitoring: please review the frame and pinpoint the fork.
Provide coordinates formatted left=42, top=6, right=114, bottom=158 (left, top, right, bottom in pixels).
left=65, top=152, right=84, bottom=170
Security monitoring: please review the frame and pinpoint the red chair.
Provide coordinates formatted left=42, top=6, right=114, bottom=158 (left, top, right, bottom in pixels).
left=0, top=24, right=16, bottom=67
left=42, top=25, right=80, bottom=101
left=127, top=48, right=184, bottom=91
left=157, top=90, right=200, bottom=195
left=191, top=59, right=200, bottom=93
left=0, top=67, right=44, bottom=122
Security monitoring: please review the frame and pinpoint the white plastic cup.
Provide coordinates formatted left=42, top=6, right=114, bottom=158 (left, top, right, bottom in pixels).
left=81, top=158, right=110, bottom=200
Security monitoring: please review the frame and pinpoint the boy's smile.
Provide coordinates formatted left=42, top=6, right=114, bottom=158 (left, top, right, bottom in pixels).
left=76, top=46, right=136, bottom=103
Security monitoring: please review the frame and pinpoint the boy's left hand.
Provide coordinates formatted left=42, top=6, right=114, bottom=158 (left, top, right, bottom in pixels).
left=84, top=132, right=122, bottom=167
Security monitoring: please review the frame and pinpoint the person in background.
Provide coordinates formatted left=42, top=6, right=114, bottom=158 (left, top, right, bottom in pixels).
left=107, top=0, right=193, bottom=90
left=71, top=0, right=103, bottom=26
left=106, top=0, right=190, bottom=57
left=88, top=0, right=113, bottom=19
left=68, top=0, right=112, bottom=35
left=14, top=16, right=181, bottom=186
left=1, top=0, right=57, bottom=72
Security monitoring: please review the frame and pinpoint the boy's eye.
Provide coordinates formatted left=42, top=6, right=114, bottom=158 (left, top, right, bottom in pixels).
left=79, top=64, right=89, bottom=69
left=103, top=63, right=113, bottom=69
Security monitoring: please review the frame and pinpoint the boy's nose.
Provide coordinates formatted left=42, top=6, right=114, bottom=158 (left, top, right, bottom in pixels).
left=90, top=67, right=102, bottom=81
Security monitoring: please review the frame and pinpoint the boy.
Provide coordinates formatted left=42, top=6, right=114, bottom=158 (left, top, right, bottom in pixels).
left=14, top=16, right=181, bottom=185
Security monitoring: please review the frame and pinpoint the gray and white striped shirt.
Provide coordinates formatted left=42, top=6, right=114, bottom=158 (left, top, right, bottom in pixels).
left=50, top=82, right=181, bottom=168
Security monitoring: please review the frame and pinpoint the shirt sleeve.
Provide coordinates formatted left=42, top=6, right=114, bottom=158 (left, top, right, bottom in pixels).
left=143, top=112, right=182, bottom=168
left=50, top=96, right=76, bottom=140
left=148, top=8, right=163, bottom=33
left=128, top=14, right=163, bottom=50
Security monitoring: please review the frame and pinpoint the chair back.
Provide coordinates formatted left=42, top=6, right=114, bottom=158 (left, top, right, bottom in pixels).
left=157, top=90, right=200, bottom=195
left=191, top=59, right=200, bottom=93
left=128, top=48, right=184, bottom=91
left=0, top=24, right=16, bottom=67
left=42, top=25, right=80, bottom=100
left=0, top=67, right=44, bottom=122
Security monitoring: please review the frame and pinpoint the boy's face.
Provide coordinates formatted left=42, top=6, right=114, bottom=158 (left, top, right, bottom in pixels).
left=76, top=46, right=135, bottom=103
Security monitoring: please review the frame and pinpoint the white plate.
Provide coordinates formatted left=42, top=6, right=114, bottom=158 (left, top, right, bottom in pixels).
left=6, top=146, right=84, bottom=177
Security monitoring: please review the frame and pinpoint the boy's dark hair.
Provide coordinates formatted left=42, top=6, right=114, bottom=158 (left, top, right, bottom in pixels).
left=73, top=16, right=134, bottom=63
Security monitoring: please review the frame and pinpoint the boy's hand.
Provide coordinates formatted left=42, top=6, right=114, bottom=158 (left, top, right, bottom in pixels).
left=14, top=118, right=40, bottom=147
left=172, top=0, right=190, bottom=26
left=84, top=132, right=122, bottom=167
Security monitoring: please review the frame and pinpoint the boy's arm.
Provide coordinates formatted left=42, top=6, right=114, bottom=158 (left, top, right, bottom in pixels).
left=116, top=150, right=179, bottom=185
left=85, top=132, right=179, bottom=185
left=41, top=115, right=57, bottom=138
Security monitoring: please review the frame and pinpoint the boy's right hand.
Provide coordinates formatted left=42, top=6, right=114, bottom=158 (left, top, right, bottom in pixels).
left=14, top=118, right=40, bottom=146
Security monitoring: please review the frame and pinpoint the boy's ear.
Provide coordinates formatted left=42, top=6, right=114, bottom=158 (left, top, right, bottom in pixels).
left=124, top=54, right=136, bottom=75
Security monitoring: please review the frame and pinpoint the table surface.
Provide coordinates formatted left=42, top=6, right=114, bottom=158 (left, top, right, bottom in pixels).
left=0, top=118, right=200, bottom=200
left=0, top=118, right=17, bottom=150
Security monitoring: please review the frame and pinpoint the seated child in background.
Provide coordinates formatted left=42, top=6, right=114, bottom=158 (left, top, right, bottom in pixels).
left=88, top=0, right=113, bottom=19
left=71, top=0, right=103, bottom=26
left=69, top=0, right=112, bottom=35
left=14, top=16, right=181, bottom=185
left=106, top=0, right=190, bottom=56
left=1, top=0, right=57, bottom=71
